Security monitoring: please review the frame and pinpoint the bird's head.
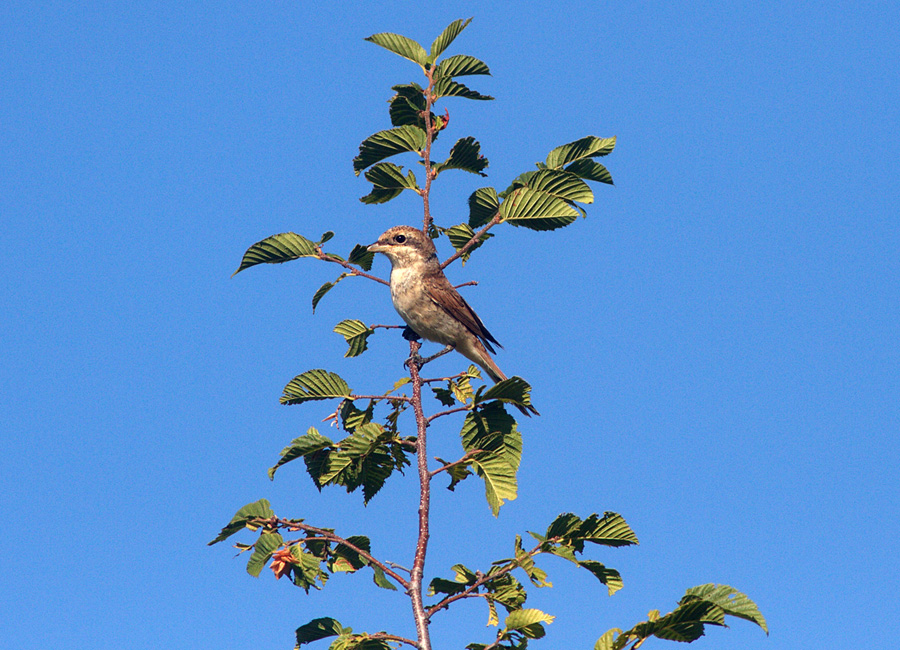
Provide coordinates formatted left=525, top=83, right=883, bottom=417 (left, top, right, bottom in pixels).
left=368, top=226, right=438, bottom=268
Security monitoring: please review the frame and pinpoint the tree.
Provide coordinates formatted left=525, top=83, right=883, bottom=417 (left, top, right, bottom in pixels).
left=211, top=18, right=767, bottom=650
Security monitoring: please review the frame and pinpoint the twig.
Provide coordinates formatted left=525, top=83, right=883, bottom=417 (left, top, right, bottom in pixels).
left=261, top=517, right=410, bottom=590
left=368, top=633, right=420, bottom=649
left=315, top=249, right=390, bottom=286
left=454, top=281, right=478, bottom=289
left=429, top=450, right=483, bottom=478
left=426, top=406, right=472, bottom=424
left=440, top=213, right=502, bottom=269
left=349, top=394, right=411, bottom=403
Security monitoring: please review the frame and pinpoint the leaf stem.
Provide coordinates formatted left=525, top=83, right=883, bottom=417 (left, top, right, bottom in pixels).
left=315, top=249, right=390, bottom=286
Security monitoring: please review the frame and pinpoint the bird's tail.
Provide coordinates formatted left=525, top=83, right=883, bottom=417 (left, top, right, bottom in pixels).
left=464, top=340, right=539, bottom=417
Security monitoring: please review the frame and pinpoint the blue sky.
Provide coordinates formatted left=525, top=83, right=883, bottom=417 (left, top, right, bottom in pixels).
left=2, top=2, right=897, bottom=649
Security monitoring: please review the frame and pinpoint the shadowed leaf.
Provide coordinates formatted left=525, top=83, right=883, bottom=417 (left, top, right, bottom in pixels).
left=209, top=499, right=274, bottom=545
left=247, top=532, right=283, bottom=577
left=435, top=54, right=491, bottom=79
left=312, top=273, right=349, bottom=313
left=433, top=137, right=489, bottom=176
left=269, top=428, right=333, bottom=479
left=565, top=158, right=614, bottom=185
left=578, top=560, right=623, bottom=596
left=347, top=245, right=375, bottom=271
left=433, top=78, right=494, bottom=101
left=445, top=223, right=494, bottom=264
left=296, top=618, right=345, bottom=647
left=681, top=584, right=768, bottom=634
left=468, top=187, right=500, bottom=228
left=545, top=135, right=616, bottom=168
left=353, top=126, right=427, bottom=175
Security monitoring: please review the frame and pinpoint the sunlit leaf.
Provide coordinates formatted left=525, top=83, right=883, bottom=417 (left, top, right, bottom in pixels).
left=372, top=565, right=398, bottom=591
left=504, top=608, right=555, bottom=631
left=429, top=18, right=472, bottom=61
left=434, top=54, right=491, bottom=79
left=353, top=126, right=427, bottom=175
left=499, top=187, right=579, bottom=231
left=233, top=232, right=318, bottom=275
left=480, top=376, right=536, bottom=413
left=471, top=452, right=517, bottom=516
left=280, top=369, right=351, bottom=406
left=364, top=32, right=427, bottom=66
left=681, top=584, right=768, bottom=634
left=444, top=223, right=494, bottom=265
left=545, top=135, right=616, bottom=169
left=577, top=560, right=623, bottom=596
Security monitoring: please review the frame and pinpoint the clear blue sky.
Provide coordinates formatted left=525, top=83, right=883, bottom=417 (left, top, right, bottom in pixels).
left=2, top=2, right=897, bottom=649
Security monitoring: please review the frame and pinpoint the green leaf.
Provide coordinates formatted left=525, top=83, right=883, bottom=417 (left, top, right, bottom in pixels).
left=296, top=618, right=345, bottom=647
left=429, top=18, right=472, bottom=61
left=353, top=126, right=427, bottom=175
left=432, top=78, right=494, bottom=101
left=471, top=452, right=517, bottom=516
left=346, top=244, right=375, bottom=271
left=480, top=377, right=536, bottom=413
left=432, top=386, right=456, bottom=407
left=593, top=629, right=622, bottom=650
left=578, top=512, right=640, bottom=548
left=432, top=137, right=489, bottom=176
left=280, top=369, right=351, bottom=406
left=333, top=319, right=375, bottom=358
left=364, top=32, right=427, bottom=67
left=467, top=187, right=500, bottom=228
left=565, top=158, right=614, bottom=185
left=372, top=565, right=398, bottom=591
left=389, top=84, right=428, bottom=128
left=208, top=498, right=274, bottom=545
left=519, top=169, right=594, bottom=204
left=545, top=135, right=616, bottom=168
left=360, top=162, right=419, bottom=204
left=429, top=577, right=469, bottom=596
left=681, top=584, right=768, bottom=634
left=434, top=54, right=491, bottom=79
left=577, top=560, right=623, bottom=596
left=269, top=428, right=333, bottom=479
left=318, top=231, right=335, bottom=245
left=312, top=273, right=349, bottom=313
left=444, top=223, right=494, bottom=265
left=504, top=608, right=555, bottom=631
left=514, top=535, right=550, bottom=587
left=246, top=532, right=283, bottom=577
left=499, top=187, right=579, bottom=231
left=461, top=402, right=521, bottom=471
left=233, top=232, right=318, bottom=275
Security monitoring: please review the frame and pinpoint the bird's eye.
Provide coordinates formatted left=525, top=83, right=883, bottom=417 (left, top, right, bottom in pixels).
left=394, top=234, right=407, bottom=243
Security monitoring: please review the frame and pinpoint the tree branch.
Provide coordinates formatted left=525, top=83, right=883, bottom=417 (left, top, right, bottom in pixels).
left=368, top=633, right=420, bottom=649
left=426, top=406, right=471, bottom=424
left=429, top=450, right=483, bottom=478
left=315, top=250, right=389, bottom=286
left=440, top=213, right=502, bottom=269
left=260, top=517, right=410, bottom=590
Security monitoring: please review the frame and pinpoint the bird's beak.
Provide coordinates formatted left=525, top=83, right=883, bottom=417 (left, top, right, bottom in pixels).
left=368, top=242, right=388, bottom=253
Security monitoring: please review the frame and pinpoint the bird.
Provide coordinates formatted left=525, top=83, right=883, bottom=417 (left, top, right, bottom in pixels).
left=368, top=225, right=538, bottom=415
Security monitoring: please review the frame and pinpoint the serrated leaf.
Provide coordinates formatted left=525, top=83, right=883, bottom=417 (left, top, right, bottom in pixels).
left=364, top=32, right=427, bottom=66
left=471, top=452, right=517, bottom=516
left=233, top=232, right=318, bottom=275
left=565, top=158, right=614, bottom=185
left=433, top=78, right=494, bottom=101
left=209, top=499, right=275, bottom=545
left=247, top=532, right=283, bottom=577
left=434, top=54, right=491, bottom=79
left=360, top=162, right=419, bottom=204
left=523, top=169, right=594, bottom=204
left=593, top=629, right=622, bottom=650
left=269, top=428, right=333, bottom=479
left=353, top=126, right=427, bottom=175
left=578, top=560, right=623, bottom=596
left=432, top=137, right=489, bottom=177
left=280, top=369, right=351, bottom=406
left=461, top=402, right=521, bottom=471
left=432, top=386, right=456, bottom=407
left=681, top=584, right=768, bottom=633
left=499, top=187, right=579, bottom=231
left=312, top=273, right=349, bottom=313
left=429, top=18, right=472, bottom=61
left=468, top=187, right=500, bottom=228
left=347, top=245, right=375, bottom=271
left=333, top=319, right=375, bottom=358
left=504, top=609, right=555, bottom=631
left=296, top=618, right=345, bottom=647
left=545, top=135, right=616, bottom=169
left=579, top=512, right=640, bottom=547
left=429, top=577, right=468, bottom=596
left=514, top=535, right=550, bottom=587
left=389, top=84, right=428, bottom=128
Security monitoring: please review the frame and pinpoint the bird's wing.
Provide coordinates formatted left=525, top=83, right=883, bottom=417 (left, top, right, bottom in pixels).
left=423, top=273, right=502, bottom=353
